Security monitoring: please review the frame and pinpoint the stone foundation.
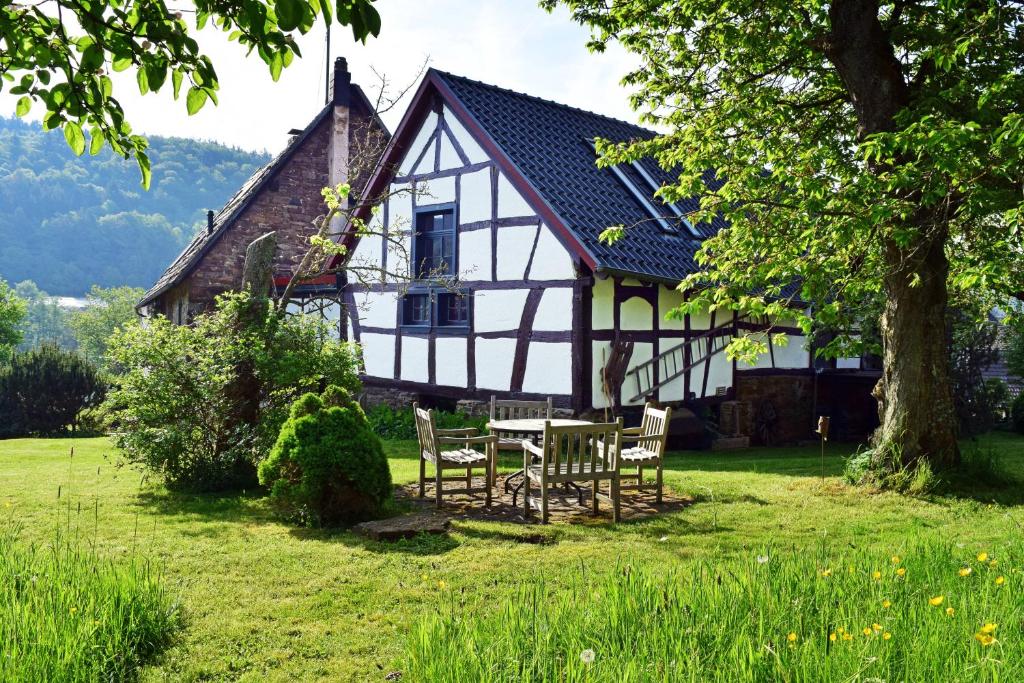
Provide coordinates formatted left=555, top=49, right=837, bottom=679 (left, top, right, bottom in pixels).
left=359, top=385, right=420, bottom=411
left=734, top=371, right=815, bottom=445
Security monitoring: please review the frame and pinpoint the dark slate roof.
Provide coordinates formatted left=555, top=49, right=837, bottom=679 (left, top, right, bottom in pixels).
left=137, top=104, right=333, bottom=308
left=434, top=70, right=728, bottom=283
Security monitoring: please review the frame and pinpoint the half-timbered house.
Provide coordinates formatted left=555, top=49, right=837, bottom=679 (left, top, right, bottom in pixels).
left=337, top=69, right=869, bottom=439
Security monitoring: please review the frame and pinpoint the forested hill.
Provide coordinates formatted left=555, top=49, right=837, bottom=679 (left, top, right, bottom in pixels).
left=0, top=117, right=270, bottom=295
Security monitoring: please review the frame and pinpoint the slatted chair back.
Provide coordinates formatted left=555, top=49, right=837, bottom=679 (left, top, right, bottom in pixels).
left=413, top=403, right=439, bottom=461
left=636, top=403, right=672, bottom=458
left=490, top=396, right=553, bottom=421
left=538, top=420, right=622, bottom=481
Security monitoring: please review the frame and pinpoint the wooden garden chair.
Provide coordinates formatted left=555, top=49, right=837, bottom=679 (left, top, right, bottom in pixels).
left=618, top=402, right=672, bottom=503
left=489, top=396, right=553, bottom=452
left=414, top=403, right=497, bottom=508
left=521, top=420, right=623, bottom=524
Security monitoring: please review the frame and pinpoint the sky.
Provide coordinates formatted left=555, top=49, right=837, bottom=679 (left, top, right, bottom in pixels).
left=1, top=1, right=641, bottom=155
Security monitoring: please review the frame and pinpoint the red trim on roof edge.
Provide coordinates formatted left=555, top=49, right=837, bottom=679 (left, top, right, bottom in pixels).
left=330, top=69, right=597, bottom=271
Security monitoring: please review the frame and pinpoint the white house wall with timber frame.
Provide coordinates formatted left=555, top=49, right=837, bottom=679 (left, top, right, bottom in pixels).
left=337, top=70, right=858, bottom=413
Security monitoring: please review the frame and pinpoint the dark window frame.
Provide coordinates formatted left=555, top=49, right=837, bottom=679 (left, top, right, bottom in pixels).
left=411, top=202, right=457, bottom=281
left=401, top=202, right=471, bottom=334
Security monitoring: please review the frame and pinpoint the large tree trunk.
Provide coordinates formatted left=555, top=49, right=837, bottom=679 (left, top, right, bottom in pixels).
left=872, top=230, right=960, bottom=469
left=827, top=0, right=959, bottom=472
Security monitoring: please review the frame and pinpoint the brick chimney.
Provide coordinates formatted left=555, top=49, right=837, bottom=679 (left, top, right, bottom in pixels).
left=328, top=56, right=351, bottom=189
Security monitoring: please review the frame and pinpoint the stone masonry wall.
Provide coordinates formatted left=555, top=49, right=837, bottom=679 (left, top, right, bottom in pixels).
left=734, top=371, right=815, bottom=445
left=184, top=117, right=332, bottom=308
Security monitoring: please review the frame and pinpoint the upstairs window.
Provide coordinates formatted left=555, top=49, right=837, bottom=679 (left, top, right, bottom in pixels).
left=413, top=205, right=456, bottom=279
left=401, top=290, right=470, bottom=331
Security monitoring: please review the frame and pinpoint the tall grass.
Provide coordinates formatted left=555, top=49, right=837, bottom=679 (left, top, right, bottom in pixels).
left=0, top=448, right=179, bottom=682
left=407, top=539, right=1023, bottom=681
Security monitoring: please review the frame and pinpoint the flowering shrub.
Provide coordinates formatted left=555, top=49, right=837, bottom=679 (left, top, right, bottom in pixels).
left=258, top=386, right=392, bottom=526
left=105, top=292, right=360, bottom=491
left=407, top=541, right=1022, bottom=681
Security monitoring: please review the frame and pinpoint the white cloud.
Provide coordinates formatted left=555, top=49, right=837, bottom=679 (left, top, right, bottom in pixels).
left=0, top=1, right=641, bottom=154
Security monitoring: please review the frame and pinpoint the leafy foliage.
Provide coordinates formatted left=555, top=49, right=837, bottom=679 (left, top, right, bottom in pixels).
left=365, top=403, right=487, bottom=441
left=0, top=0, right=381, bottom=186
left=104, top=291, right=360, bottom=491
left=0, top=277, right=25, bottom=362
left=12, top=280, right=75, bottom=350
left=1011, top=393, right=1024, bottom=435
left=949, top=312, right=1006, bottom=436
left=68, top=285, right=145, bottom=369
left=259, top=385, right=392, bottom=526
left=0, top=117, right=268, bottom=295
left=0, top=343, right=105, bottom=437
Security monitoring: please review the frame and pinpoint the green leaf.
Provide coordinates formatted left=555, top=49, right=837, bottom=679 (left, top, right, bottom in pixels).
left=275, top=0, right=304, bottom=32
left=15, top=96, right=31, bottom=117
left=186, top=87, right=208, bottom=115
left=112, top=56, right=133, bottom=72
left=137, top=151, right=152, bottom=190
left=171, top=70, right=183, bottom=99
left=269, top=52, right=283, bottom=81
left=63, top=121, right=86, bottom=156
left=136, top=67, right=149, bottom=95
left=89, top=129, right=105, bottom=155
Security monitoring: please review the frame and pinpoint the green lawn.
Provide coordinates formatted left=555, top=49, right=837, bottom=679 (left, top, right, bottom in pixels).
left=1, top=435, right=1023, bottom=681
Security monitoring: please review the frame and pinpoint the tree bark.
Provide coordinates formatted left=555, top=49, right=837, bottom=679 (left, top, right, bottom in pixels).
left=872, top=229, right=960, bottom=468
left=827, top=0, right=960, bottom=470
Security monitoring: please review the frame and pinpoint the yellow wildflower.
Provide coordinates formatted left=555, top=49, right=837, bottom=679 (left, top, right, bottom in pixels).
left=837, top=626, right=845, bottom=633
left=891, top=555, right=901, bottom=564
left=989, top=559, right=998, bottom=568
left=977, top=552, right=989, bottom=563
left=882, top=599, right=892, bottom=609
left=872, top=570, right=882, bottom=580
left=421, top=573, right=428, bottom=581
left=896, top=567, right=906, bottom=577
left=820, top=568, right=832, bottom=577
left=872, top=623, right=882, bottom=632
left=829, top=632, right=837, bottom=642
left=862, top=627, right=873, bottom=636
left=787, top=632, right=798, bottom=642
left=946, top=607, right=955, bottom=617
left=959, top=567, right=973, bottom=577
left=69, top=607, right=77, bottom=614
left=842, top=633, right=853, bottom=641
left=980, top=623, right=998, bottom=635
left=975, top=633, right=996, bottom=647
left=437, top=580, right=446, bottom=589
left=995, top=576, right=1005, bottom=586
left=883, top=632, right=892, bottom=640
left=929, top=595, right=945, bottom=606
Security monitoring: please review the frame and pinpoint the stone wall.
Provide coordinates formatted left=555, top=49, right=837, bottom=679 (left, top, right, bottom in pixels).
left=184, top=117, right=332, bottom=309
left=734, top=371, right=815, bottom=445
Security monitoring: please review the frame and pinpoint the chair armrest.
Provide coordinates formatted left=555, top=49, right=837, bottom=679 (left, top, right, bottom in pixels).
left=437, top=434, right=498, bottom=445
left=521, top=440, right=544, bottom=457
left=436, top=427, right=479, bottom=436
left=621, top=426, right=644, bottom=436
left=620, top=432, right=645, bottom=442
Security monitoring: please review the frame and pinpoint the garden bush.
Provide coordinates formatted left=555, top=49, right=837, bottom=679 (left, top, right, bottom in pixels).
left=0, top=525, right=179, bottom=681
left=0, top=343, right=105, bottom=437
left=366, top=403, right=487, bottom=440
left=259, top=385, right=392, bottom=526
left=105, top=292, right=360, bottom=492
left=1011, top=392, right=1024, bottom=434
left=407, top=540, right=1023, bottom=681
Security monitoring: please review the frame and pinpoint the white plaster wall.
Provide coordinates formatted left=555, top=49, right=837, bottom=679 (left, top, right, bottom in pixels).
left=773, top=334, right=810, bottom=369
left=704, top=353, right=733, bottom=398
left=527, top=225, right=575, bottom=280
left=435, top=337, right=468, bottom=387
left=400, top=111, right=438, bottom=175
left=419, top=175, right=456, bottom=205
left=591, top=278, right=614, bottom=330
left=496, top=225, right=536, bottom=280
left=623, top=342, right=654, bottom=406
left=658, top=285, right=685, bottom=331
left=474, top=289, right=529, bottom=332
left=285, top=301, right=302, bottom=316
left=836, top=357, right=861, bottom=370
left=361, top=333, right=395, bottom=379
left=522, top=342, right=572, bottom=395
left=458, top=229, right=490, bottom=280
left=659, top=371, right=686, bottom=402
left=689, top=310, right=713, bottom=331
left=389, top=182, right=413, bottom=232
left=438, top=132, right=461, bottom=171
left=475, top=338, right=516, bottom=390
left=459, top=168, right=491, bottom=224
left=592, top=340, right=612, bottom=409
left=445, top=106, right=488, bottom=164
left=401, top=335, right=429, bottom=383
left=533, top=288, right=573, bottom=331
left=353, top=291, right=397, bottom=329
left=497, top=171, right=535, bottom=217
left=620, top=296, right=653, bottom=331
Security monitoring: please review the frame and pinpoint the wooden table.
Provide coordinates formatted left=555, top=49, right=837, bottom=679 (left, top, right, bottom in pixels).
left=487, top=418, right=593, bottom=503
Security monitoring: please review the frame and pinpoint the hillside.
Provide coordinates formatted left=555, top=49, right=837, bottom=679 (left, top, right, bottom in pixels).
left=0, top=117, right=270, bottom=295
